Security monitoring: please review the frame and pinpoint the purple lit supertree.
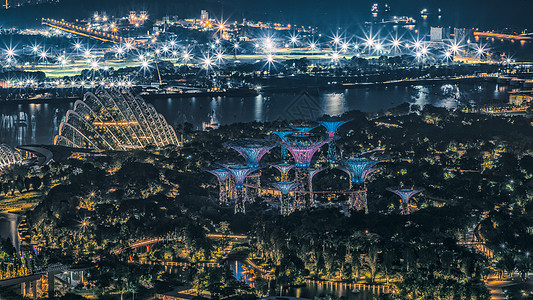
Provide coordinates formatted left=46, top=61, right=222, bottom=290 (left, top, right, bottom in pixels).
left=317, top=119, right=352, bottom=163
left=273, top=163, right=294, bottom=182
left=338, top=158, right=383, bottom=213
left=272, top=129, right=295, bottom=160
left=272, top=181, right=299, bottom=215
left=284, top=133, right=329, bottom=209
left=226, top=164, right=258, bottom=214
left=225, top=139, right=276, bottom=168
left=206, top=168, right=230, bottom=204
left=284, top=133, right=329, bottom=168
left=387, top=187, right=424, bottom=215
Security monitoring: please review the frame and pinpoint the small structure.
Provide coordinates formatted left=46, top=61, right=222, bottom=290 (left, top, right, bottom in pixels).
left=387, top=187, right=425, bottom=215
left=206, top=168, right=231, bottom=204
left=339, top=158, right=382, bottom=213
left=272, top=129, right=295, bottom=160
left=226, top=164, right=258, bottom=214
left=272, top=163, right=294, bottom=182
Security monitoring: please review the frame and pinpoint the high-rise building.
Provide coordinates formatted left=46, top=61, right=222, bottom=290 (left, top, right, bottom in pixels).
left=454, top=28, right=473, bottom=45
left=430, top=27, right=449, bottom=41
left=201, top=10, right=209, bottom=22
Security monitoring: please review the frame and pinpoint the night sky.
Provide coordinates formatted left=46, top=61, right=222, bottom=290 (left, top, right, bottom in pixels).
left=0, top=0, right=532, bottom=30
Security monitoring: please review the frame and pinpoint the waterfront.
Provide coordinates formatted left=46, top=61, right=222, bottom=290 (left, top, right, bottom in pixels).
left=0, top=82, right=510, bottom=146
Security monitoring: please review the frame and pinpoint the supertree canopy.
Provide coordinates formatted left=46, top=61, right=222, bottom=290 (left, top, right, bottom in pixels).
left=54, top=88, right=179, bottom=150
left=225, top=139, right=276, bottom=168
left=272, top=181, right=299, bottom=195
left=207, top=168, right=230, bottom=182
left=284, top=133, right=329, bottom=168
left=317, top=119, right=352, bottom=137
left=339, top=158, right=382, bottom=184
left=0, top=145, right=22, bottom=170
left=273, top=163, right=294, bottom=181
left=317, top=119, right=352, bottom=162
left=226, top=164, right=257, bottom=189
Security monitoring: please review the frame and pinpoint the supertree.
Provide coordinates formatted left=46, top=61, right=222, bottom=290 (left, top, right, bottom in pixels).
left=226, top=164, right=258, bottom=214
left=308, top=166, right=326, bottom=204
left=387, top=187, right=424, bottom=215
left=338, top=158, right=383, bottom=213
left=272, top=181, right=299, bottom=215
left=317, top=119, right=352, bottom=163
left=225, top=139, right=276, bottom=168
left=284, top=132, right=329, bottom=209
left=272, top=163, right=294, bottom=182
left=206, top=168, right=230, bottom=204
left=284, top=133, right=329, bottom=168
left=272, top=129, right=295, bottom=160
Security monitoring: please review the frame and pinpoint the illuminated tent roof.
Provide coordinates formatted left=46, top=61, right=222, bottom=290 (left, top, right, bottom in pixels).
left=54, top=88, right=179, bottom=150
left=0, top=144, right=22, bottom=170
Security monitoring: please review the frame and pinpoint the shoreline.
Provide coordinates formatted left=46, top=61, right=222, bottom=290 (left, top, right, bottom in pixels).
left=0, top=76, right=499, bottom=105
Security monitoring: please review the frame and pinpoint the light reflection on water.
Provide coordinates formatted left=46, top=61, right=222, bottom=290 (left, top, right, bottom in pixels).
left=0, top=83, right=508, bottom=147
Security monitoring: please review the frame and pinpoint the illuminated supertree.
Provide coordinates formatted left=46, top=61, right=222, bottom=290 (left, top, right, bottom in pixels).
left=226, top=164, right=258, bottom=214
left=272, top=129, right=295, bottom=160
left=338, top=158, right=383, bottom=213
left=273, top=163, right=294, bottom=182
left=225, top=139, right=276, bottom=168
left=272, top=182, right=299, bottom=215
left=285, top=132, right=329, bottom=209
left=284, top=133, right=329, bottom=168
left=308, top=167, right=326, bottom=205
left=387, top=187, right=424, bottom=215
left=317, top=119, right=352, bottom=163
left=206, top=168, right=230, bottom=204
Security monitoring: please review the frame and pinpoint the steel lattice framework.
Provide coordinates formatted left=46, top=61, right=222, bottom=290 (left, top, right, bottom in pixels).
left=54, top=88, right=179, bottom=150
left=225, top=139, right=276, bottom=168
left=0, top=145, right=22, bottom=170
left=387, top=187, right=425, bottom=214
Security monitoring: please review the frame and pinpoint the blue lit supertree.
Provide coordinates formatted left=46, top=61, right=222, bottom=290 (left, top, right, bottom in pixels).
left=387, top=187, right=424, bottom=215
left=225, top=139, right=276, bottom=168
left=226, top=164, right=258, bottom=214
left=272, top=181, right=299, bottom=215
left=338, top=158, right=383, bottom=213
left=272, top=129, right=295, bottom=160
left=272, top=163, right=294, bottom=182
left=317, top=119, right=352, bottom=163
left=206, top=168, right=230, bottom=204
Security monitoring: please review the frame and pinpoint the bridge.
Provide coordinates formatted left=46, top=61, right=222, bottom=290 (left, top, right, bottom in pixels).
left=474, top=31, right=532, bottom=41
left=0, top=263, right=90, bottom=299
left=42, top=18, right=125, bottom=44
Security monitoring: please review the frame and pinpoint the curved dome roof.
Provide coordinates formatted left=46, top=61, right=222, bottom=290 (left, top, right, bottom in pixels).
left=0, top=144, right=22, bottom=169
left=54, top=89, right=179, bottom=150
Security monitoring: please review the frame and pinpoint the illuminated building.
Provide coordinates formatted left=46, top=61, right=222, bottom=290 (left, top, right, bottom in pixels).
left=0, top=145, right=22, bottom=170
left=54, top=88, right=179, bottom=150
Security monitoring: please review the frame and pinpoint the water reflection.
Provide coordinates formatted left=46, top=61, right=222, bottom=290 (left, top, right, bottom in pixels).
left=0, top=83, right=509, bottom=147
left=0, top=213, right=22, bottom=252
